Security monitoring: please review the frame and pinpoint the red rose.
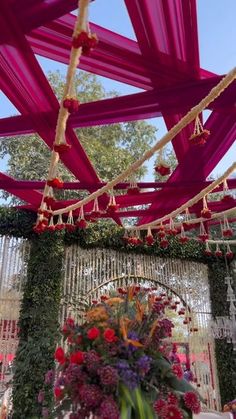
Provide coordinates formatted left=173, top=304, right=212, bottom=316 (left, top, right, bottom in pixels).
left=54, top=347, right=66, bottom=364
left=54, top=387, right=62, bottom=399
left=103, top=328, right=117, bottom=343
left=87, top=327, right=100, bottom=340
left=70, top=351, right=84, bottom=365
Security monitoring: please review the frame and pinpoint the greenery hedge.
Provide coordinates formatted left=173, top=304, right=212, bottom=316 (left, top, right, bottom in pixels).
left=0, top=208, right=235, bottom=416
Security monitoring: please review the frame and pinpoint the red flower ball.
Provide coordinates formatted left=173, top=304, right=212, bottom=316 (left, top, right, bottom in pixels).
left=155, top=164, right=171, bottom=176
left=47, top=177, right=64, bottom=189
left=103, top=328, right=117, bottom=343
left=70, top=351, right=84, bottom=365
left=160, top=239, right=169, bottom=249
left=162, top=404, right=183, bottom=419
left=189, top=129, right=210, bottom=146
left=53, top=142, right=71, bottom=154
left=153, top=399, right=166, bottom=415
left=54, top=347, right=66, bottom=364
left=76, top=219, right=87, bottom=229
left=127, top=186, right=140, bottom=195
left=87, top=327, right=100, bottom=340
left=145, top=235, right=154, bottom=246
left=215, top=250, right=223, bottom=257
left=201, top=208, right=212, bottom=219
left=63, top=98, right=80, bottom=113
left=179, top=236, right=189, bottom=244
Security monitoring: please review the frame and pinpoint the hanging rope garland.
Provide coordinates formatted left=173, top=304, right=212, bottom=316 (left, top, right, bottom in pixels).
left=48, top=67, right=236, bottom=219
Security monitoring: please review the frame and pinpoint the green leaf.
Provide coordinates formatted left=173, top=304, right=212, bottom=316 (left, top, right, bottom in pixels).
left=120, top=398, right=132, bottom=419
left=119, top=384, right=135, bottom=408
left=133, top=387, right=146, bottom=419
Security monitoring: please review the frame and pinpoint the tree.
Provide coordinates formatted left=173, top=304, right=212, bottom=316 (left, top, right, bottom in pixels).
left=0, top=71, right=157, bottom=204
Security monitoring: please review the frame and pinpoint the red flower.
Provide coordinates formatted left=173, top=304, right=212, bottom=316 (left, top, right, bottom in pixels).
left=43, top=196, right=55, bottom=207
left=167, top=393, right=178, bottom=405
left=222, top=229, right=233, bottom=237
left=189, top=129, right=210, bottom=146
left=103, top=328, right=117, bottom=343
left=53, top=142, right=71, bottom=154
left=215, top=250, right=223, bottom=257
left=106, top=204, right=119, bottom=214
left=172, top=364, right=183, bottom=379
left=72, top=31, right=98, bottom=55
left=162, top=404, right=183, bottom=419
left=63, top=98, right=80, bottom=113
left=183, top=392, right=201, bottom=414
left=65, top=223, right=76, bottom=232
left=54, top=387, right=63, bottom=399
left=47, top=177, right=64, bottom=189
left=221, top=194, right=235, bottom=204
left=145, top=235, right=154, bottom=246
left=204, top=250, right=212, bottom=256
left=179, top=236, right=189, bottom=244
left=160, top=239, right=169, bottom=248
left=226, top=251, right=234, bottom=259
left=201, top=208, right=212, bottom=219
left=87, top=327, right=100, bottom=340
left=101, top=295, right=108, bottom=301
left=155, top=164, right=171, bottom=176
left=153, top=399, right=166, bottom=414
left=54, top=347, right=66, bottom=364
left=127, top=186, right=140, bottom=195
left=70, top=351, right=84, bottom=365
left=76, top=218, right=87, bottom=229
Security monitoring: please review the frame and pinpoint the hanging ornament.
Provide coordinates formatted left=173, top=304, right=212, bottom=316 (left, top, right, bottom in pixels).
left=204, top=242, right=212, bottom=256
left=65, top=210, right=76, bottom=232
left=55, top=214, right=65, bottom=231
left=214, top=243, right=223, bottom=257
left=182, top=208, right=194, bottom=231
left=33, top=214, right=48, bottom=234
left=127, top=178, right=140, bottom=195
left=47, top=177, right=64, bottom=189
left=221, top=179, right=235, bottom=204
left=72, top=30, right=98, bottom=55
left=44, top=187, right=56, bottom=207
left=47, top=216, right=55, bottom=232
left=201, top=195, right=212, bottom=219
left=106, top=190, right=119, bottom=213
left=166, top=218, right=178, bottom=236
left=179, top=225, right=189, bottom=244
left=63, top=97, right=80, bottom=113
left=145, top=227, right=155, bottom=246
left=222, top=215, right=233, bottom=237
left=127, top=230, right=143, bottom=246
left=226, top=243, right=234, bottom=260
left=160, top=238, right=169, bottom=248
left=198, top=221, right=209, bottom=241
left=189, top=115, right=210, bottom=146
left=154, top=148, right=171, bottom=176
left=90, top=198, right=102, bottom=218
left=75, top=206, right=87, bottom=229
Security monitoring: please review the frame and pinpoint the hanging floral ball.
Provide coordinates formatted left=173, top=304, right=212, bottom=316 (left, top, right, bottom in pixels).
left=53, top=142, right=71, bottom=154
left=44, top=196, right=55, bottom=207
left=182, top=222, right=194, bottom=231
left=43, top=210, right=52, bottom=218
left=160, top=239, right=169, bottom=249
left=204, top=250, right=212, bottom=256
left=47, top=224, right=55, bottom=232
left=167, top=228, right=178, bottom=236
left=33, top=222, right=46, bottom=234
left=154, top=164, right=171, bottom=176
left=221, top=194, right=235, bottom=204
left=127, top=186, right=140, bottom=195
left=106, top=204, right=119, bottom=214
left=47, top=177, right=64, bottom=189
left=189, top=129, right=210, bottom=146
left=65, top=223, right=76, bottom=232
left=145, top=235, right=155, bottom=246
left=198, top=233, right=209, bottom=242
left=179, top=236, right=189, bottom=244
left=63, top=98, right=80, bottom=113
left=226, top=251, right=234, bottom=260
left=76, top=219, right=87, bottom=229
left=55, top=222, right=65, bottom=231
left=158, top=230, right=166, bottom=239
left=201, top=208, right=212, bottom=219
left=72, top=31, right=98, bottom=55
left=222, top=229, right=233, bottom=237
left=215, top=250, right=223, bottom=257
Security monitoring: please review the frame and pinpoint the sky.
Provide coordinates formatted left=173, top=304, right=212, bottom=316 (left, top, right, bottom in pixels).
left=0, top=0, right=236, bottom=182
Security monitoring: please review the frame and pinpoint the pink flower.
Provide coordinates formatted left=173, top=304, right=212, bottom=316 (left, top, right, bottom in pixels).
left=183, top=391, right=201, bottom=414
left=162, top=404, right=183, bottom=419
left=172, top=364, right=183, bottom=379
left=153, top=399, right=166, bottom=415
left=167, top=392, right=178, bottom=405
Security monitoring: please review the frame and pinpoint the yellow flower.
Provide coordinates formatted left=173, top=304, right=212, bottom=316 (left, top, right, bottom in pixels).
left=86, top=306, right=108, bottom=322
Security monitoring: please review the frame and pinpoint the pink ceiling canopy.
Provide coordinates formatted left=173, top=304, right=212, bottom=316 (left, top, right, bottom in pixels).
left=0, top=0, right=235, bottom=226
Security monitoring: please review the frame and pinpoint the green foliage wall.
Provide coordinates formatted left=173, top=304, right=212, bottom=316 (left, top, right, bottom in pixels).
left=11, top=230, right=64, bottom=418
left=0, top=209, right=235, bottom=415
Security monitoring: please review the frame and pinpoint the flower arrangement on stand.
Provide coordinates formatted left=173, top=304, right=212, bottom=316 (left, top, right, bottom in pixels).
left=41, top=286, right=202, bottom=418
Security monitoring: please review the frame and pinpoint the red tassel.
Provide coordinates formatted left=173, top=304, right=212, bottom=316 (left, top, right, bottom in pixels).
left=47, top=177, right=64, bottom=189
left=63, top=97, right=80, bottom=113
left=53, top=142, right=71, bottom=154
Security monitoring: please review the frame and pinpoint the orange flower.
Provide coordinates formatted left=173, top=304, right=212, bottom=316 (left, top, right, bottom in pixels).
left=149, top=319, right=159, bottom=338
left=127, top=285, right=136, bottom=301
left=106, top=297, right=124, bottom=306
left=135, top=300, right=145, bottom=322
left=86, top=306, right=108, bottom=322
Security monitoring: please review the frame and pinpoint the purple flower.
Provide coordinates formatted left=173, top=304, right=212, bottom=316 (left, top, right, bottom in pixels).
left=127, top=331, right=139, bottom=352
left=137, top=355, right=152, bottom=375
left=116, top=361, right=139, bottom=390
left=159, top=318, right=174, bottom=336
left=37, top=389, right=44, bottom=404
left=44, top=369, right=54, bottom=385
left=184, top=370, right=194, bottom=382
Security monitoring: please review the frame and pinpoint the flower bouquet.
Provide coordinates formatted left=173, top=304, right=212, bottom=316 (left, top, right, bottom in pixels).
left=43, top=286, right=202, bottom=418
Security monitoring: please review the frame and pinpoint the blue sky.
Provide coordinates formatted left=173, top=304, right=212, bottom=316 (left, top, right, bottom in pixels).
left=0, top=0, right=235, bottom=181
